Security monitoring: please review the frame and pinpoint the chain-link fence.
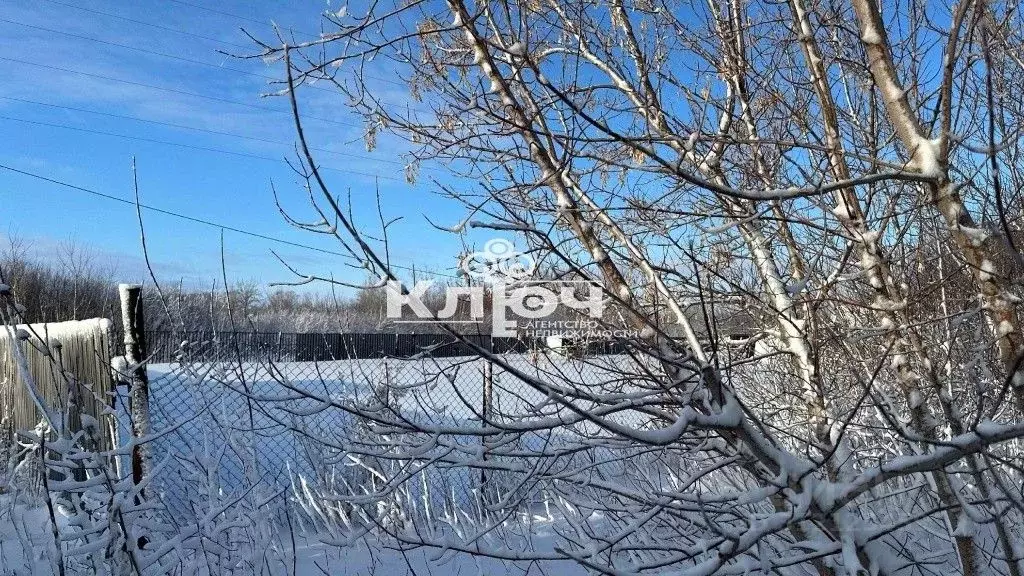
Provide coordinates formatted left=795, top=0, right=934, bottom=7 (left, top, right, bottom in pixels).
left=115, top=331, right=628, bottom=518
left=141, top=330, right=629, bottom=363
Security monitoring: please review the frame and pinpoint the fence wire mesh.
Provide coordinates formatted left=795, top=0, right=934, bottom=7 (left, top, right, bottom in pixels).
left=113, top=331, right=629, bottom=518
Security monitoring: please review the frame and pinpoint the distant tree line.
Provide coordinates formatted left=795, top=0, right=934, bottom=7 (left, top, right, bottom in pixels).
left=0, top=237, right=120, bottom=326
left=1, top=237, right=764, bottom=338
left=0, top=238, right=493, bottom=334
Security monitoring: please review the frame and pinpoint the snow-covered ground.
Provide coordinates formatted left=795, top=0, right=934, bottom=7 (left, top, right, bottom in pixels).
left=3, top=354, right=630, bottom=574
left=118, top=354, right=645, bottom=509
left=0, top=354, right=643, bottom=574
left=0, top=493, right=587, bottom=575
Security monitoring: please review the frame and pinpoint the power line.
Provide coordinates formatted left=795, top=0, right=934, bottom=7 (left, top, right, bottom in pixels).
left=0, top=56, right=349, bottom=127
left=1, top=18, right=290, bottom=88
left=2, top=17, right=406, bottom=98
left=38, top=0, right=253, bottom=51
left=0, top=162, right=349, bottom=257
left=163, top=0, right=322, bottom=39
left=33, top=0, right=410, bottom=89
left=1, top=95, right=409, bottom=168
left=0, top=163, right=462, bottom=279
left=0, top=114, right=400, bottom=181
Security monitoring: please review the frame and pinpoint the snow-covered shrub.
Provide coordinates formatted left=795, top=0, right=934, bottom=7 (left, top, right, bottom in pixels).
left=4, top=430, right=46, bottom=506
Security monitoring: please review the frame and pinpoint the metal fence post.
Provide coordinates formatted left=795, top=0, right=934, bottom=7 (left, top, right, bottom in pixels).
left=119, top=283, right=150, bottom=494
left=482, top=361, right=493, bottom=425
left=480, top=338, right=494, bottom=493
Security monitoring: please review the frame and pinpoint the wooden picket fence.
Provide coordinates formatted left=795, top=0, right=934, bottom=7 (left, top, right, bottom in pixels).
left=0, top=318, right=118, bottom=451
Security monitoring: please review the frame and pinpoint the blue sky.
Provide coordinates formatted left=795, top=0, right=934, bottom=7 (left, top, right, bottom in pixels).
left=0, top=0, right=478, bottom=292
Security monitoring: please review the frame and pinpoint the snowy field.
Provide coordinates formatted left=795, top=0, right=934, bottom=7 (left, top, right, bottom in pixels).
left=3, top=354, right=637, bottom=575
left=113, top=354, right=652, bottom=518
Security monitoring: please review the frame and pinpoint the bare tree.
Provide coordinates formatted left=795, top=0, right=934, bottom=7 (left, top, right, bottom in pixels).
left=0, top=236, right=118, bottom=324
left=245, top=0, right=1024, bottom=573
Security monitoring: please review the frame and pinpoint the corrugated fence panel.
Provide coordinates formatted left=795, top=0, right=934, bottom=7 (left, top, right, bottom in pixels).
left=1, top=319, right=117, bottom=450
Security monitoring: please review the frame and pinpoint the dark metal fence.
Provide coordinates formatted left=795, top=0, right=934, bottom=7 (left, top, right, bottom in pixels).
left=142, top=331, right=299, bottom=363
